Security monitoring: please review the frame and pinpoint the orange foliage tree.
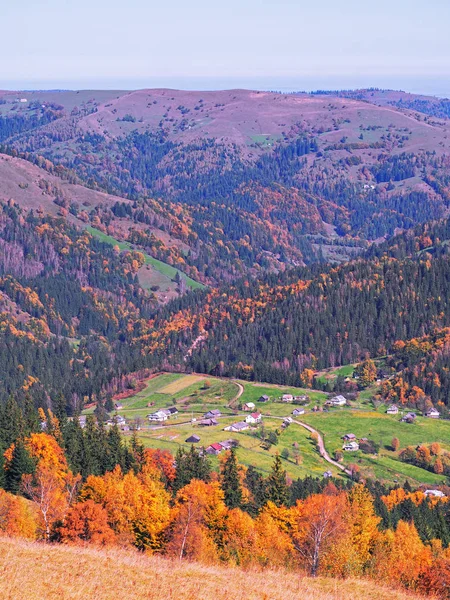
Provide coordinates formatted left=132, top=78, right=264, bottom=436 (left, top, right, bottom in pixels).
left=57, top=500, right=116, bottom=546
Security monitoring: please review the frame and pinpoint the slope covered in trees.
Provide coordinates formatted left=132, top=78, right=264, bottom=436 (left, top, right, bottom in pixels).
left=143, top=218, right=450, bottom=401
left=2, top=88, right=450, bottom=284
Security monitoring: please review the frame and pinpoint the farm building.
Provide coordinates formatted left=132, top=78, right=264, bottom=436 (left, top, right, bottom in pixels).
left=330, top=395, right=347, bottom=406
left=243, top=402, right=256, bottom=411
left=245, top=412, right=262, bottom=424
left=200, top=418, right=218, bottom=427
left=204, top=409, right=221, bottom=419
left=225, top=421, right=249, bottom=433
left=386, top=405, right=399, bottom=415
left=292, top=408, right=305, bottom=416
left=185, top=434, right=201, bottom=443
left=401, top=412, right=417, bottom=423
left=281, top=394, right=294, bottom=403
left=343, top=441, right=359, bottom=451
left=219, top=439, right=238, bottom=450
left=148, top=409, right=170, bottom=422
left=206, top=443, right=224, bottom=456
left=258, top=395, right=270, bottom=403
left=425, top=407, right=440, bottom=419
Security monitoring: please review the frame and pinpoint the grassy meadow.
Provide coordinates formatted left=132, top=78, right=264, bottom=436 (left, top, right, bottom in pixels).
left=0, top=537, right=429, bottom=600
left=93, top=372, right=450, bottom=486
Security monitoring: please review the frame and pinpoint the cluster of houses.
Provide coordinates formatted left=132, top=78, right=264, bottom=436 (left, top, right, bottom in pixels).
left=200, top=409, right=222, bottom=426
left=148, top=407, right=178, bottom=422
left=205, top=439, right=238, bottom=455
left=342, top=433, right=360, bottom=451
left=255, top=393, right=309, bottom=404
left=386, top=405, right=440, bottom=421
left=280, top=394, right=309, bottom=403
left=224, top=412, right=262, bottom=433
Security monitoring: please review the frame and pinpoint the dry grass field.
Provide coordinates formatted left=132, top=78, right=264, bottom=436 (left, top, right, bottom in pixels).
left=0, top=537, right=431, bottom=600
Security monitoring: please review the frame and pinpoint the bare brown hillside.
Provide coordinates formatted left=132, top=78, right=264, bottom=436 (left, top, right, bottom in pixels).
left=0, top=537, right=431, bottom=600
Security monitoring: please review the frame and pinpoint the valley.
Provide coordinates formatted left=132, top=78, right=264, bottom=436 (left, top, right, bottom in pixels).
left=95, top=372, right=450, bottom=486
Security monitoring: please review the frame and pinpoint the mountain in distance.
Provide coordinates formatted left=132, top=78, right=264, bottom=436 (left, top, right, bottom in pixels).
left=1, top=87, right=450, bottom=289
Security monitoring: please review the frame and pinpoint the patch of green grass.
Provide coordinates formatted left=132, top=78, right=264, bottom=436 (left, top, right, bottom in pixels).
left=86, top=226, right=204, bottom=290
left=302, top=409, right=450, bottom=484
left=238, top=381, right=327, bottom=406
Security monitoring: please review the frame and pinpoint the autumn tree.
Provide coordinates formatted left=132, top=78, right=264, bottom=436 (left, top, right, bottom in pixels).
left=0, top=488, right=37, bottom=539
left=391, top=437, right=400, bottom=451
left=355, top=359, right=377, bottom=388
left=292, top=492, right=347, bottom=576
left=166, top=480, right=227, bottom=562
left=57, top=500, right=116, bottom=546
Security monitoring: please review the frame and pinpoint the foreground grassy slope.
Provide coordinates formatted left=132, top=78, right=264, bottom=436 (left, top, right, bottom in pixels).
left=0, top=537, right=429, bottom=600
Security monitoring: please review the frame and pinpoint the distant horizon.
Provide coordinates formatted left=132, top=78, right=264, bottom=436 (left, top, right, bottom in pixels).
left=2, top=74, right=450, bottom=99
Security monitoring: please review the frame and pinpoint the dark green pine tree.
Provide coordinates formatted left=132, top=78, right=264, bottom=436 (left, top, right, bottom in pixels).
left=4, top=441, right=35, bottom=494
left=244, top=465, right=267, bottom=515
left=266, top=453, right=289, bottom=507
left=220, top=449, right=242, bottom=509
left=0, top=396, right=25, bottom=450
left=173, top=446, right=211, bottom=493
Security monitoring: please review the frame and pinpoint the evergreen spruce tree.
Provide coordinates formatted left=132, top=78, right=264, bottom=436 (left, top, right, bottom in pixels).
left=266, top=453, right=288, bottom=507
left=220, top=449, right=242, bottom=509
left=5, top=441, right=35, bottom=494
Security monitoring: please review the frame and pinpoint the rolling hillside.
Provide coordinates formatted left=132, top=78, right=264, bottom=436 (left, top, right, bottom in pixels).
left=2, top=87, right=450, bottom=282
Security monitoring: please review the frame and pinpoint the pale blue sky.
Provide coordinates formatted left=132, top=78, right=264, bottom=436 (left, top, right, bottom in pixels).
left=2, top=0, right=450, bottom=92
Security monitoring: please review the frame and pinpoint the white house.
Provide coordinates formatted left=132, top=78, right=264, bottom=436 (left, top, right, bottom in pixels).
left=224, top=421, right=249, bottom=433
left=330, top=395, right=347, bottom=406
left=292, top=408, right=305, bottom=416
left=343, top=441, right=359, bottom=451
left=425, top=407, right=440, bottom=419
left=148, top=410, right=168, bottom=422
left=386, top=405, right=399, bottom=415
left=424, top=489, right=445, bottom=498
left=245, top=412, right=262, bottom=424
left=281, top=394, right=294, bottom=403
left=242, top=402, right=256, bottom=411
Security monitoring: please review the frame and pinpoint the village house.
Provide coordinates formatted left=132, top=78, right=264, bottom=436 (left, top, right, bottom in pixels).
left=185, top=434, right=201, bottom=443
left=224, top=421, right=249, bottom=433
left=242, top=402, right=256, bottom=411
left=148, top=410, right=168, bottom=422
left=342, top=433, right=356, bottom=441
left=245, top=412, right=262, bottom=424
left=114, top=403, right=123, bottom=410
left=401, top=412, right=417, bottom=423
left=167, top=407, right=178, bottom=416
left=281, top=394, right=294, bottom=403
left=199, top=418, right=218, bottom=426
left=258, top=394, right=270, bottom=403
left=330, top=395, right=347, bottom=406
left=386, top=405, right=399, bottom=415
left=206, top=443, right=223, bottom=456
left=343, top=441, right=359, bottom=451
left=78, top=415, right=87, bottom=429
left=293, top=395, right=309, bottom=404
left=292, top=408, right=305, bottom=416
left=204, top=409, right=221, bottom=419
left=219, top=439, right=238, bottom=450
left=424, top=489, right=446, bottom=498
left=425, top=407, right=440, bottom=419
left=323, top=470, right=333, bottom=478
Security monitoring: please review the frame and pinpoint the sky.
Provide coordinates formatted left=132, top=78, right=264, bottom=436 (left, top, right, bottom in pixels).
left=2, top=0, right=450, bottom=93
